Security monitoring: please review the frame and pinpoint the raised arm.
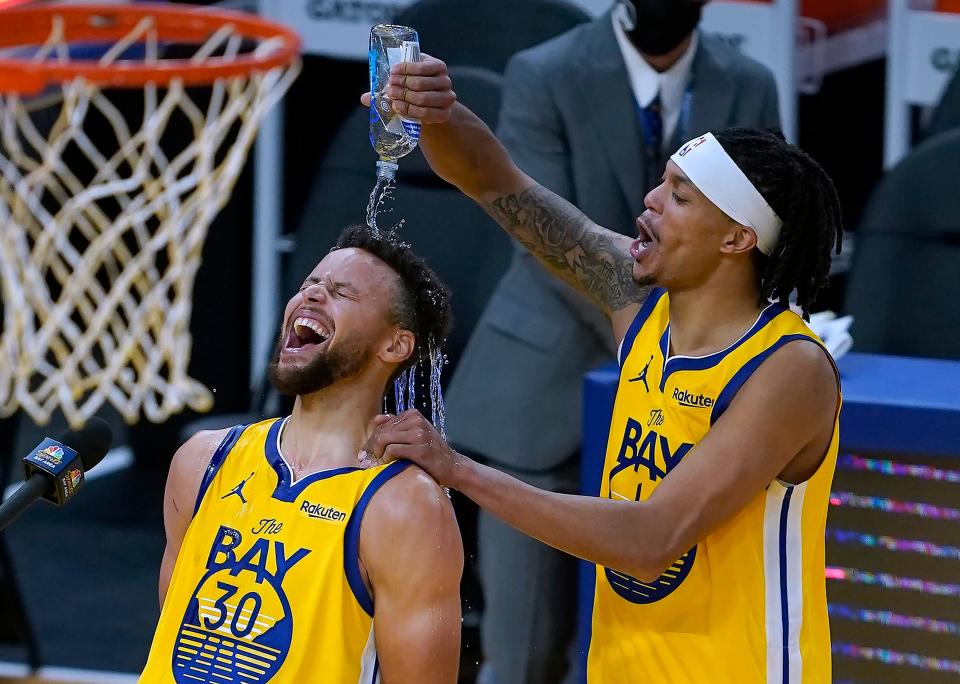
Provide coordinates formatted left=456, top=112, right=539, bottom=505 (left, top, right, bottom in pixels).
left=367, top=57, right=646, bottom=320
left=159, top=429, right=227, bottom=606
left=360, top=468, right=463, bottom=684
left=361, top=342, right=838, bottom=581
left=485, top=184, right=645, bottom=318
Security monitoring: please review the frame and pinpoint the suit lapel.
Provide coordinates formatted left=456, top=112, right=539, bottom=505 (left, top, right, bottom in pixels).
left=575, top=14, right=648, bottom=229
left=571, top=29, right=740, bottom=225
left=680, top=35, right=736, bottom=149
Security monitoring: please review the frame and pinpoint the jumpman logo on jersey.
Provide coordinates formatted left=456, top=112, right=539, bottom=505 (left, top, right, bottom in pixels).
left=222, top=472, right=255, bottom=505
left=629, top=355, right=654, bottom=392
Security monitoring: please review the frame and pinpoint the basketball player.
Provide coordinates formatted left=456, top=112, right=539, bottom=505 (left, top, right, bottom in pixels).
left=140, top=226, right=463, bottom=683
left=359, top=58, right=843, bottom=682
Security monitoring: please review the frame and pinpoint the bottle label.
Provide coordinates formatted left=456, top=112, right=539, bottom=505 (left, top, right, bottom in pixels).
left=386, top=41, right=422, bottom=128
left=386, top=46, right=403, bottom=68
left=400, top=41, right=418, bottom=64
left=401, top=120, right=421, bottom=139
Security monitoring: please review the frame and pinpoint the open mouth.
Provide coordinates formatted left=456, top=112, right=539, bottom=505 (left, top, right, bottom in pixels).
left=285, top=315, right=332, bottom=352
left=637, top=216, right=657, bottom=242
left=631, top=217, right=656, bottom=259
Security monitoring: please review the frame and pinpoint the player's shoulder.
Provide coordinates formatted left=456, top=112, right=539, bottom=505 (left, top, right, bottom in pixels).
left=167, top=428, right=231, bottom=495
left=359, top=464, right=462, bottom=578
left=757, top=336, right=839, bottom=399
left=358, top=465, right=464, bottom=594
left=174, top=428, right=230, bottom=465
left=365, top=464, right=455, bottom=529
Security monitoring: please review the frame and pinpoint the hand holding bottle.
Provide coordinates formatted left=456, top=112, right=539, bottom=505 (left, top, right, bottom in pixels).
left=386, top=56, right=457, bottom=123
left=361, top=50, right=528, bottom=202
left=362, top=54, right=457, bottom=124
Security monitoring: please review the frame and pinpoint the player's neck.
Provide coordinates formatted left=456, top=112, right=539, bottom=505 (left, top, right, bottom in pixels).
left=283, top=377, right=384, bottom=474
left=666, top=274, right=765, bottom=358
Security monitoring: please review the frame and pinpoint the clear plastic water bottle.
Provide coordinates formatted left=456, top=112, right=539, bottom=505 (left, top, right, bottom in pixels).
left=369, top=24, right=421, bottom=180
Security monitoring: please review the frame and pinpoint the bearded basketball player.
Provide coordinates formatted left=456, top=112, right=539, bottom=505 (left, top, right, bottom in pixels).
left=139, top=226, right=463, bottom=683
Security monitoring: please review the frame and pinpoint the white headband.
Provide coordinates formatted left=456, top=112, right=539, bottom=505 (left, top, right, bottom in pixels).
left=670, top=133, right=783, bottom=256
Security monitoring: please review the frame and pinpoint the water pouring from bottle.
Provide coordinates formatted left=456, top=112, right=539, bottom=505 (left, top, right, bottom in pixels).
left=365, top=173, right=393, bottom=237
left=367, top=25, right=421, bottom=235
left=366, top=24, right=449, bottom=440
left=366, top=24, right=422, bottom=233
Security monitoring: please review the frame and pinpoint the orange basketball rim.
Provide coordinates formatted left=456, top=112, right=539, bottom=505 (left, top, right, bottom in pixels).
left=0, top=2, right=301, bottom=94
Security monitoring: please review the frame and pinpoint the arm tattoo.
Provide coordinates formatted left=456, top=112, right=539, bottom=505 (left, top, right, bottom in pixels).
left=485, top=184, right=646, bottom=312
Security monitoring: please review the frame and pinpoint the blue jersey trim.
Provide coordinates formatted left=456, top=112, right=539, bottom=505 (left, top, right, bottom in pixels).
left=343, top=460, right=412, bottom=616
left=660, top=301, right=789, bottom=391
left=192, top=424, right=248, bottom=516
left=658, top=326, right=670, bottom=367
left=264, top=417, right=364, bottom=502
left=618, top=288, right=666, bottom=367
left=709, top=334, right=827, bottom=426
left=371, top=657, right=380, bottom=684
left=779, top=485, right=794, bottom=684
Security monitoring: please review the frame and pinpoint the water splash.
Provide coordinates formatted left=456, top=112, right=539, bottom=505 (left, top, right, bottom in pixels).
left=393, top=365, right=410, bottom=413
left=392, top=365, right=418, bottom=414
left=429, top=341, right=447, bottom=440
left=407, top=365, right=416, bottom=411
left=366, top=175, right=403, bottom=237
left=387, top=342, right=446, bottom=440
left=365, top=175, right=388, bottom=236
left=366, top=172, right=449, bottom=439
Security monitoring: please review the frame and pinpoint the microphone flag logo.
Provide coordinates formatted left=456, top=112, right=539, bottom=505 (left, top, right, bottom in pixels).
left=23, top=438, right=83, bottom=505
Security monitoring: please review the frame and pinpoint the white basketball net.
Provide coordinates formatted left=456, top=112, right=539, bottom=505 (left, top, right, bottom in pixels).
left=0, top=12, right=299, bottom=427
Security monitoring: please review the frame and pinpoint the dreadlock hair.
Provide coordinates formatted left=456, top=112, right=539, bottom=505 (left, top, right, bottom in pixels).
left=333, top=225, right=452, bottom=379
left=712, top=128, right=843, bottom=318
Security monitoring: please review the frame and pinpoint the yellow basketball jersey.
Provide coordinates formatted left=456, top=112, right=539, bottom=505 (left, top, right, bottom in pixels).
left=586, top=288, right=840, bottom=684
left=140, top=417, right=409, bottom=684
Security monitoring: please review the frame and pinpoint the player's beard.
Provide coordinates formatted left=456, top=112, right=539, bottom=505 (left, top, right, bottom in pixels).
left=634, top=273, right=657, bottom=287
left=267, top=334, right=372, bottom=397
left=632, top=257, right=658, bottom=287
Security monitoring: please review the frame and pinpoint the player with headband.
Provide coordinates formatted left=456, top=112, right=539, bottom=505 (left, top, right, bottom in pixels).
left=360, top=57, right=843, bottom=683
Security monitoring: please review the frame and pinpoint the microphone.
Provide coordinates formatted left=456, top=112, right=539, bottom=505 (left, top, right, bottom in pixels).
left=0, top=417, right=113, bottom=532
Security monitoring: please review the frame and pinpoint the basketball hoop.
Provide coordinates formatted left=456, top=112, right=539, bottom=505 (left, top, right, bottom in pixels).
left=0, top=4, right=301, bottom=427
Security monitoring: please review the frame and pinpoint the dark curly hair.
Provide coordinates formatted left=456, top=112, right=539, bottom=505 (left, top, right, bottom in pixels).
left=713, top=128, right=843, bottom=317
left=333, top=225, right=452, bottom=377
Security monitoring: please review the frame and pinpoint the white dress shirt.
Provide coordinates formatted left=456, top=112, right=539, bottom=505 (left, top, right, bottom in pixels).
left=612, top=4, right=699, bottom=153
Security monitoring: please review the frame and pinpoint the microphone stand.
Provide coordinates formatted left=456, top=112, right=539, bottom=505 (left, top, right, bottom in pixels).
left=0, top=417, right=42, bottom=671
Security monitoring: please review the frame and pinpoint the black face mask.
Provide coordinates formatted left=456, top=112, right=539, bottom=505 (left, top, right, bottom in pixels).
left=621, top=0, right=704, bottom=57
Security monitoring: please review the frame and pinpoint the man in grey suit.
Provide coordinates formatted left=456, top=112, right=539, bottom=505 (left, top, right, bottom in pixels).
left=443, top=1, right=782, bottom=681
